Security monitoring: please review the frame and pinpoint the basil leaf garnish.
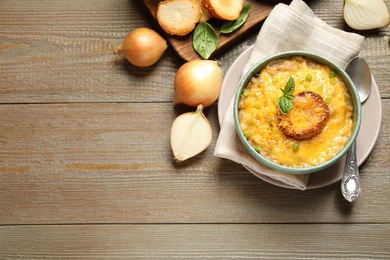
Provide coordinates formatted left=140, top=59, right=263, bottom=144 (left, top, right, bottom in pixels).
left=283, top=77, right=295, bottom=95
left=278, top=77, right=295, bottom=114
left=278, top=96, right=293, bottom=115
left=220, top=4, right=251, bottom=34
left=193, top=22, right=219, bottom=59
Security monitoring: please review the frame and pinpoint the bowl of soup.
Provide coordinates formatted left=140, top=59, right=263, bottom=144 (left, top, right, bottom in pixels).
left=233, top=51, right=362, bottom=174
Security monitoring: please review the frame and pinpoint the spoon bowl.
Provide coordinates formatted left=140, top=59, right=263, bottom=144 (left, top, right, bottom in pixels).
left=345, top=57, right=372, bottom=103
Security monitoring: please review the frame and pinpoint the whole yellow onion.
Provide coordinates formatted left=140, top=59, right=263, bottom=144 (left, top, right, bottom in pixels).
left=115, top=28, right=167, bottom=67
left=173, top=60, right=222, bottom=108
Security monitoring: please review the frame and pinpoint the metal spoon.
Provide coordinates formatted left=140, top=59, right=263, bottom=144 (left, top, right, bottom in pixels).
left=341, top=57, right=372, bottom=202
left=346, top=57, right=372, bottom=103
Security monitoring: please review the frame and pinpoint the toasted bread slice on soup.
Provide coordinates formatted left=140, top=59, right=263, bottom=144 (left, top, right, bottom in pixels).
left=203, top=0, right=244, bottom=21
left=278, top=91, right=330, bottom=140
left=157, top=0, right=201, bottom=36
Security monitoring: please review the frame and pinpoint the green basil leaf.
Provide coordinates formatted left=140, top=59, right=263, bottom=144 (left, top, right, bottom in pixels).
left=278, top=96, right=293, bottom=115
left=285, top=93, right=295, bottom=100
left=284, top=77, right=295, bottom=94
left=220, top=4, right=251, bottom=34
left=278, top=77, right=295, bottom=114
left=193, top=22, right=219, bottom=59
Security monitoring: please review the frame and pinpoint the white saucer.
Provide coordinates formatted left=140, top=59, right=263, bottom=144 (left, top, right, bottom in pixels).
left=218, top=46, right=382, bottom=189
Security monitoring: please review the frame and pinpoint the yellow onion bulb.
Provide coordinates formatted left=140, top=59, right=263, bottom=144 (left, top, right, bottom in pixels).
left=115, top=28, right=167, bottom=67
left=174, top=60, right=222, bottom=107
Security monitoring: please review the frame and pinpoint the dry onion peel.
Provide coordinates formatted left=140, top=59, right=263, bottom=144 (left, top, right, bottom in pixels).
left=174, top=60, right=222, bottom=107
left=170, top=104, right=212, bottom=162
left=343, top=0, right=390, bottom=30
left=115, top=28, right=167, bottom=67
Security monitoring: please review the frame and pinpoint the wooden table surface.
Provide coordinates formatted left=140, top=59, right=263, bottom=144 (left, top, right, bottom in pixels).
left=1, top=0, right=389, bottom=258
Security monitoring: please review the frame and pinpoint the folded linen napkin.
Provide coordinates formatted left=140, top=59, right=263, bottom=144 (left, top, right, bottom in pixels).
left=214, top=0, right=365, bottom=190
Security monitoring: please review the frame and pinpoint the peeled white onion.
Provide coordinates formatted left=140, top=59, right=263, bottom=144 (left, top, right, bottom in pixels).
left=343, top=0, right=390, bottom=30
left=115, top=28, right=167, bottom=67
left=170, top=104, right=213, bottom=162
left=174, top=60, right=222, bottom=108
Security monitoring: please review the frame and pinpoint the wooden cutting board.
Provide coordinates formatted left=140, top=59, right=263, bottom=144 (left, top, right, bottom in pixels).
left=141, top=0, right=275, bottom=61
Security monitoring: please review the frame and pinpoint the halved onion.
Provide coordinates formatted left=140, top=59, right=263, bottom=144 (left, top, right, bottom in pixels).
left=343, top=0, right=390, bottom=30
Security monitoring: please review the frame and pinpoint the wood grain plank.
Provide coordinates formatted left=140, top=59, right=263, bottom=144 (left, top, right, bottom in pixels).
left=0, top=101, right=389, bottom=225
left=1, top=224, right=389, bottom=259
left=0, top=0, right=180, bottom=104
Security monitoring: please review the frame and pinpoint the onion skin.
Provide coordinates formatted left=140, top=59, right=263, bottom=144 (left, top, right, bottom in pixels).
left=174, top=60, right=222, bottom=107
left=115, top=28, right=167, bottom=67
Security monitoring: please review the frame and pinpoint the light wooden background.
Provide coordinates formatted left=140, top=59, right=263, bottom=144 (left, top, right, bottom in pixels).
left=1, top=0, right=390, bottom=258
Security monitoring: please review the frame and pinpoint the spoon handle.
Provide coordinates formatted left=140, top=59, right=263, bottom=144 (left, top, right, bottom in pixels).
left=341, top=142, right=361, bottom=202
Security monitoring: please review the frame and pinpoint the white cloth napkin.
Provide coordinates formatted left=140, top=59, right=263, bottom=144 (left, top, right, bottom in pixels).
left=214, top=0, right=365, bottom=190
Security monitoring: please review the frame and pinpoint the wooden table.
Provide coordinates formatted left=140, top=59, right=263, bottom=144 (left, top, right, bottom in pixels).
left=1, top=0, right=389, bottom=258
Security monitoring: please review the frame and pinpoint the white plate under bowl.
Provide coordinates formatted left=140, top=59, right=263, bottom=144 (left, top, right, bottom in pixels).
left=218, top=46, right=382, bottom=189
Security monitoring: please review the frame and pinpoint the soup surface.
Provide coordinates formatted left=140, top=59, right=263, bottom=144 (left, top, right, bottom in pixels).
left=239, top=56, right=353, bottom=168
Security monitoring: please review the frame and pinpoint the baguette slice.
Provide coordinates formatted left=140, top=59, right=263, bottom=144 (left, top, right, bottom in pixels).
left=157, top=0, right=201, bottom=36
left=202, top=0, right=244, bottom=21
left=198, top=0, right=212, bottom=22
left=278, top=91, right=330, bottom=140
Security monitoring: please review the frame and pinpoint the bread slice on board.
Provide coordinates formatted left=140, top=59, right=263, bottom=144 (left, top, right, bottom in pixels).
left=197, top=0, right=212, bottom=22
left=202, top=0, right=244, bottom=21
left=157, top=0, right=201, bottom=36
